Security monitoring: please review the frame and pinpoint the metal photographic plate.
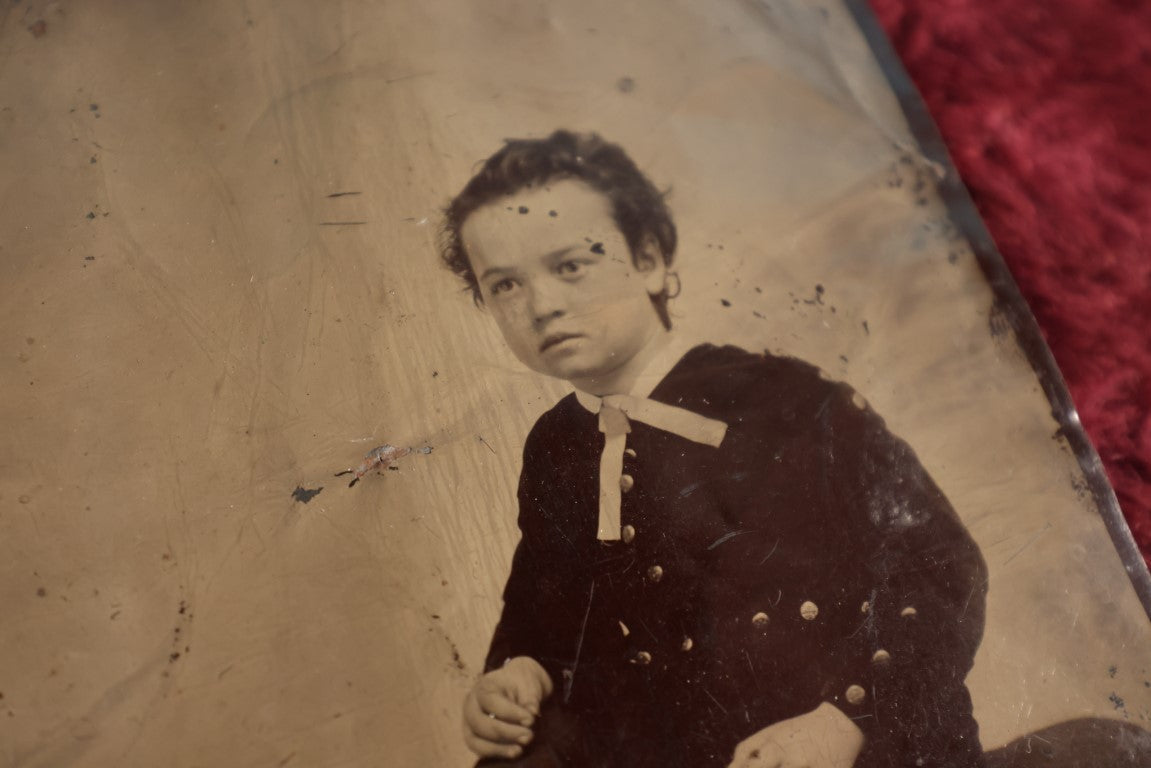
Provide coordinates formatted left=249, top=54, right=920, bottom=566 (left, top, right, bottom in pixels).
left=1, top=1, right=1148, bottom=766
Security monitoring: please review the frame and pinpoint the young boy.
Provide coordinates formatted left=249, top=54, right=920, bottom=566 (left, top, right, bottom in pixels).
left=440, top=130, right=988, bottom=768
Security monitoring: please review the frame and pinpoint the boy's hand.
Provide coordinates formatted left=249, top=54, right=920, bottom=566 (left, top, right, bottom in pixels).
left=726, top=702, right=864, bottom=768
left=463, top=656, right=554, bottom=760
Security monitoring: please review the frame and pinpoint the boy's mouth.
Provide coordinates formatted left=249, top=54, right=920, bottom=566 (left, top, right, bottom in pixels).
left=540, top=333, right=582, bottom=352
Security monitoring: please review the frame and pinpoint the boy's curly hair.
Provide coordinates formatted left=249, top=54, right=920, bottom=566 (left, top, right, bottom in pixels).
left=439, top=130, right=677, bottom=325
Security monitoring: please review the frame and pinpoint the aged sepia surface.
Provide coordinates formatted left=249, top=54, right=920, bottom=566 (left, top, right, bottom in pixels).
left=1, top=1, right=1150, bottom=766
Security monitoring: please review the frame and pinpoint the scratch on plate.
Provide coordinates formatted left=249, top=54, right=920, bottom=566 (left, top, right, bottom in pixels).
left=1003, top=522, right=1053, bottom=565
left=564, top=582, right=595, bottom=704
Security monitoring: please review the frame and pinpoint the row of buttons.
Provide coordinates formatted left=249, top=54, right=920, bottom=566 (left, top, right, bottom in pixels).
left=748, top=601, right=918, bottom=625
left=620, top=450, right=648, bottom=663
left=620, top=446, right=636, bottom=540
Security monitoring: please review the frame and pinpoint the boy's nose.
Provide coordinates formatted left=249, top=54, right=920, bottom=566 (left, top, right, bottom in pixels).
left=528, top=282, right=567, bottom=326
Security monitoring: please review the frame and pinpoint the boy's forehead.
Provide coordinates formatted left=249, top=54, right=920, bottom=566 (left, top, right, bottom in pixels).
left=462, top=179, right=618, bottom=260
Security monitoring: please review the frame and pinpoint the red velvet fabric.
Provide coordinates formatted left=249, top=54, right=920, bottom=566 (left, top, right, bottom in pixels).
left=870, top=0, right=1151, bottom=566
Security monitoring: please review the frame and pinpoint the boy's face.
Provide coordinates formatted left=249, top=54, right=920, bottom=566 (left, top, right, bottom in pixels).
left=461, top=179, right=667, bottom=389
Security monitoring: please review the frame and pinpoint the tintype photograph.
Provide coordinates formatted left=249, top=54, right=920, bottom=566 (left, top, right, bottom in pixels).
left=1, top=1, right=1149, bottom=767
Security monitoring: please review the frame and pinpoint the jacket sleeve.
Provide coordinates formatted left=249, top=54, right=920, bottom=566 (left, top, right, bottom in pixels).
left=482, top=419, right=589, bottom=683
left=483, top=424, right=550, bottom=673
left=817, top=382, right=988, bottom=768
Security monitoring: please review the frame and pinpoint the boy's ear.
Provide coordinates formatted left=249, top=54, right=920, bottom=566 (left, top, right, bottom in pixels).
left=635, top=234, right=668, bottom=295
left=634, top=233, right=662, bottom=269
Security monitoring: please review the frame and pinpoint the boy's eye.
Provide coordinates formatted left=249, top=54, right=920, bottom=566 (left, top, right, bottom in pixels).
left=557, top=260, right=587, bottom=276
left=489, top=278, right=518, bottom=296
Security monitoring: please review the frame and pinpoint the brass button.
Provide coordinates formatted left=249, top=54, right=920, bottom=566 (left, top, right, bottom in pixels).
left=619, top=474, right=635, bottom=492
left=861, top=600, right=871, bottom=614
left=631, top=650, right=652, bottom=665
left=624, top=448, right=637, bottom=458
left=621, top=524, right=636, bottom=543
left=800, top=600, right=819, bottom=621
left=751, top=611, right=769, bottom=627
left=681, top=636, right=694, bottom=652
left=871, top=649, right=891, bottom=664
left=845, top=684, right=866, bottom=705
left=646, top=565, right=664, bottom=583
left=900, top=606, right=918, bottom=618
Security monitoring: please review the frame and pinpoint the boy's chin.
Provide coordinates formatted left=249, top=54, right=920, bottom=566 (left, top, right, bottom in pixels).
left=541, top=359, right=618, bottom=390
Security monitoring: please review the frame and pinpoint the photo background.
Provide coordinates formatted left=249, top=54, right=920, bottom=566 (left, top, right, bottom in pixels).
left=2, top=0, right=1149, bottom=765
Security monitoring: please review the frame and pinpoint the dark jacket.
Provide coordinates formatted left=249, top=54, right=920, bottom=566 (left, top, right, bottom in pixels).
left=484, top=344, right=987, bottom=767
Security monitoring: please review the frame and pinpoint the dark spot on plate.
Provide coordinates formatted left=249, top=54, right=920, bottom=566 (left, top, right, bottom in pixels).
left=169, top=652, right=181, bottom=663
left=548, top=210, right=557, bottom=217
left=720, top=299, right=731, bottom=307
left=89, top=104, right=99, bottom=112
left=616, top=76, right=635, bottom=93
left=291, top=485, right=323, bottom=503
left=28, top=19, right=47, bottom=37
left=84, top=256, right=95, bottom=261
left=518, top=206, right=529, bottom=214
left=862, top=320, right=870, bottom=335
left=589, top=242, right=605, bottom=254
left=988, top=303, right=1011, bottom=338
left=36, top=587, right=46, bottom=597
left=85, top=212, right=96, bottom=220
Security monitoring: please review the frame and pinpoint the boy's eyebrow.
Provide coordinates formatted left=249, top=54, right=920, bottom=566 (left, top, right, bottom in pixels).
left=543, top=244, right=585, bottom=261
left=477, top=244, right=586, bottom=282
left=478, top=265, right=514, bottom=282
